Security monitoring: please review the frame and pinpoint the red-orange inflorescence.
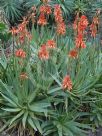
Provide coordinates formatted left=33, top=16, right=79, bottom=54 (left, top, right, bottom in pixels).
left=90, top=16, right=99, bottom=38
left=10, top=17, right=32, bottom=45
left=54, top=4, right=66, bottom=35
left=74, top=14, right=88, bottom=48
left=69, top=49, right=78, bottom=59
left=38, top=44, right=49, bottom=60
left=62, top=75, right=72, bottom=91
left=45, top=5, right=52, bottom=15
left=37, top=13, right=47, bottom=26
left=39, top=5, right=52, bottom=15
left=39, top=5, right=47, bottom=13
left=15, top=49, right=26, bottom=58
left=54, top=4, right=63, bottom=23
left=78, top=15, right=88, bottom=32
left=75, top=34, right=86, bottom=48
left=46, top=39, right=56, bottom=49
left=56, top=22, right=66, bottom=35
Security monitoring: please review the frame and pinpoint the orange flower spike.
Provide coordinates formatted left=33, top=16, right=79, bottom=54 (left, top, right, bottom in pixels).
left=39, top=5, right=47, bottom=13
left=39, top=5, right=52, bottom=15
left=54, top=4, right=63, bottom=23
left=90, top=16, right=98, bottom=38
left=45, top=5, right=52, bottom=15
left=78, top=15, right=88, bottom=31
left=75, top=34, right=83, bottom=48
left=69, top=49, right=78, bottom=59
left=73, top=14, right=88, bottom=49
left=75, top=34, right=86, bottom=48
left=56, top=22, right=66, bottom=35
left=15, top=49, right=26, bottom=58
left=46, top=40, right=56, bottom=49
left=37, top=13, right=47, bottom=26
left=62, top=75, right=72, bottom=91
left=38, top=44, right=49, bottom=60
left=80, top=15, right=88, bottom=23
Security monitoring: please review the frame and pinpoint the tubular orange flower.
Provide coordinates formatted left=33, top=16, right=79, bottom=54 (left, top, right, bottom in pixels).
left=37, top=13, right=47, bottom=26
left=46, top=40, right=56, bottom=49
left=15, top=49, right=26, bottom=58
left=56, top=22, right=66, bottom=35
left=62, top=75, right=72, bottom=91
left=69, top=49, right=78, bottom=59
left=38, top=44, right=49, bottom=60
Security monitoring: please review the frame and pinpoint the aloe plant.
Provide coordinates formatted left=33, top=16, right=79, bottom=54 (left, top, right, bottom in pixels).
left=0, top=5, right=102, bottom=136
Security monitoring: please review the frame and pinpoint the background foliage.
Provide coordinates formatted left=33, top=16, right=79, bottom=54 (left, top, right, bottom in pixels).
left=0, top=0, right=102, bottom=25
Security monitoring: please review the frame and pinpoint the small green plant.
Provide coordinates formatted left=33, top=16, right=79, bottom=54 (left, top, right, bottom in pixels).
left=0, top=0, right=25, bottom=25
left=0, top=22, right=11, bottom=49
